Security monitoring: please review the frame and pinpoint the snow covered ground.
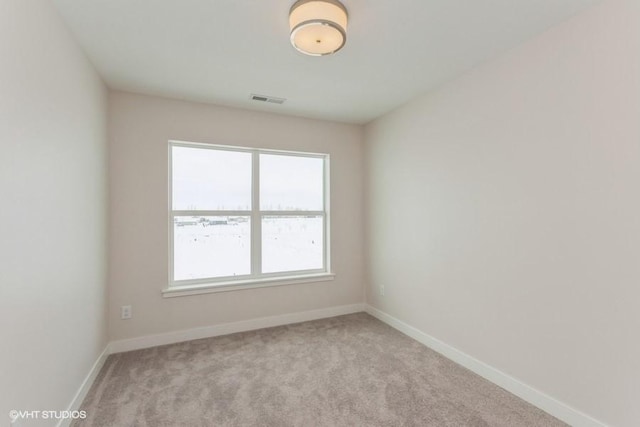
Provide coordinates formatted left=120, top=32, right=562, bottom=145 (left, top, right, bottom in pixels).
left=173, top=216, right=323, bottom=281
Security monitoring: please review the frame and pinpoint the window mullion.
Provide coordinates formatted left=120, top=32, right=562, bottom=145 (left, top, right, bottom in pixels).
left=251, top=151, right=262, bottom=276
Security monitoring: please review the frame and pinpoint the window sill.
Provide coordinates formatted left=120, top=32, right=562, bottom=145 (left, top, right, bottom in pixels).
left=162, top=273, right=335, bottom=298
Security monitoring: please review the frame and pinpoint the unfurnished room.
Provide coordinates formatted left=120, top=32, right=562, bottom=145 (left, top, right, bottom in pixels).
left=1, top=0, right=638, bottom=426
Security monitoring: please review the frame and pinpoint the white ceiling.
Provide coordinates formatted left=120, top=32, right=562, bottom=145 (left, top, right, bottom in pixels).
left=52, top=0, right=599, bottom=124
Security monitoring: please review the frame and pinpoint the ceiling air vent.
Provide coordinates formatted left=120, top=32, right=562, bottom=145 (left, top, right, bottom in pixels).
left=250, top=94, right=286, bottom=104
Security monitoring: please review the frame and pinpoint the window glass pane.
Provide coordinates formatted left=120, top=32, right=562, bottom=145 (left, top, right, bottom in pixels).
left=173, top=216, right=250, bottom=281
left=260, top=154, right=323, bottom=211
left=172, top=146, right=251, bottom=210
left=262, top=216, right=323, bottom=273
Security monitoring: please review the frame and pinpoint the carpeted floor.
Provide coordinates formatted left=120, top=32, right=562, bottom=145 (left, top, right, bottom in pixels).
left=74, top=313, right=565, bottom=426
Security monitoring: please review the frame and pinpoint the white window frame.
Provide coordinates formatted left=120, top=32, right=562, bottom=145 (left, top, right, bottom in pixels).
left=164, top=140, right=333, bottom=297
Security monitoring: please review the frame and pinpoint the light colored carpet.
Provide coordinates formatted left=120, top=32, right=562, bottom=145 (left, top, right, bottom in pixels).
left=74, top=313, right=565, bottom=426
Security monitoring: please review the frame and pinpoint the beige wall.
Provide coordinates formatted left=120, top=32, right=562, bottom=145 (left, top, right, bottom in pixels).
left=108, top=92, right=364, bottom=341
left=0, top=0, right=108, bottom=424
left=364, top=0, right=639, bottom=426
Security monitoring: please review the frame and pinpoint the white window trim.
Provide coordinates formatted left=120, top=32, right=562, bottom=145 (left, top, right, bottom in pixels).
left=162, top=273, right=335, bottom=298
left=165, top=140, right=332, bottom=296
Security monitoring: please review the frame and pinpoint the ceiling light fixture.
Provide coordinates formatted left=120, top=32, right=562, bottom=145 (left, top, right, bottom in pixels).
left=289, top=0, right=348, bottom=56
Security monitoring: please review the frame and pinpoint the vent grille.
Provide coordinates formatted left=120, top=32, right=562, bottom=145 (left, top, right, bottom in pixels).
left=250, top=94, right=286, bottom=104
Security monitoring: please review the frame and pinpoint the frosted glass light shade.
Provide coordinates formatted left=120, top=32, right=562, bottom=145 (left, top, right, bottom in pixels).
left=289, top=0, right=348, bottom=56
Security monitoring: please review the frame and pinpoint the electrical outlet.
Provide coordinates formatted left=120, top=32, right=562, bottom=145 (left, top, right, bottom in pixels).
left=121, top=305, right=132, bottom=319
left=379, top=285, right=385, bottom=296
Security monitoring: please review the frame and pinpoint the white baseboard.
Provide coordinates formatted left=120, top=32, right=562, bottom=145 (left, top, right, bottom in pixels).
left=108, top=303, right=365, bottom=354
left=56, top=346, right=109, bottom=427
left=364, top=304, right=607, bottom=427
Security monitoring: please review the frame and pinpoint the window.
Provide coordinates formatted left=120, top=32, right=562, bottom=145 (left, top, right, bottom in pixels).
left=167, top=141, right=331, bottom=294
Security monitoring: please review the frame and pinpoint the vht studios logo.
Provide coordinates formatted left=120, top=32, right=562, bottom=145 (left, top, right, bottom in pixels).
left=9, top=410, right=87, bottom=421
